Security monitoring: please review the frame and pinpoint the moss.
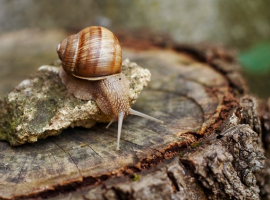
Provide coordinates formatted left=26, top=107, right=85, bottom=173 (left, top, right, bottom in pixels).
left=178, top=152, right=184, bottom=157
left=191, top=141, right=201, bottom=148
left=132, top=173, right=140, bottom=181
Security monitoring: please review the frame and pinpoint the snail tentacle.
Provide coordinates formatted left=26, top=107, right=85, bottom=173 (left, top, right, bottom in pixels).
left=129, top=108, right=164, bottom=124
left=106, top=119, right=115, bottom=129
left=117, top=111, right=125, bottom=150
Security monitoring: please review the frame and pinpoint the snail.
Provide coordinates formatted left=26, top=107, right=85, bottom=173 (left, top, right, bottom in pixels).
left=57, top=26, right=163, bottom=150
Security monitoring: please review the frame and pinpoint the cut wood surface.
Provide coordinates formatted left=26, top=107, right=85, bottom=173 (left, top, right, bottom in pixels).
left=0, top=42, right=264, bottom=200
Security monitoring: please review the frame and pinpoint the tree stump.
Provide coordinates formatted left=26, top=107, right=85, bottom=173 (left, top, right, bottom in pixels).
left=0, top=36, right=266, bottom=200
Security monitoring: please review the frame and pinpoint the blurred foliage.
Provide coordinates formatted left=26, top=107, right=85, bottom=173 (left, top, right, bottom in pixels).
left=238, top=41, right=270, bottom=99
left=0, top=0, right=269, bottom=50
left=238, top=41, right=270, bottom=74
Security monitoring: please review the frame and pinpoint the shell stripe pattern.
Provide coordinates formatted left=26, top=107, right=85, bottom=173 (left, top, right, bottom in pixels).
left=57, top=35, right=78, bottom=75
left=58, top=26, right=122, bottom=79
left=75, top=26, right=122, bottom=78
left=74, top=27, right=102, bottom=77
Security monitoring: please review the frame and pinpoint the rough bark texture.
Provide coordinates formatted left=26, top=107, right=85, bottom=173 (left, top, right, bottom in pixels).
left=0, top=38, right=267, bottom=200
left=257, top=98, right=270, bottom=200
left=45, top=96, right=264, bottom=200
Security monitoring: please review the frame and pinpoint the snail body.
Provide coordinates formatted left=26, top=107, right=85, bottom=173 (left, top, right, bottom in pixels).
left=57, top=26, right=162, bottom=150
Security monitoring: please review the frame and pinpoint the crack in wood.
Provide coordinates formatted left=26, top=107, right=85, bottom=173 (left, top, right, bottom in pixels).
left=67, top=133, right=104, bottom=160
left=12, top=156, right=28, bottom=195
left=51, top=139, right=83, bottom=178
left=102, top=130, right=170, bottom=157
left=167, top=170, right=180, bottom=193
left=51, top=152, right=62, bottom=169
left=146, top=88, right=207, bottom=125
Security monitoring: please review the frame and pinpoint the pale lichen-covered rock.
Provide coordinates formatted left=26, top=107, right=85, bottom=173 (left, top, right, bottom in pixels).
left=0, top=59, right=151, bottom=146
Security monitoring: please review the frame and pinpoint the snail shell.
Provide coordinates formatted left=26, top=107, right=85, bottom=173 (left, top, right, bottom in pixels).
left=57, top=26, right=122, bottom=80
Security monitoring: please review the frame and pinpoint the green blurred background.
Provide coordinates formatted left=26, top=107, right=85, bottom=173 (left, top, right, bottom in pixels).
left=0, top=0, right=269, bottom=98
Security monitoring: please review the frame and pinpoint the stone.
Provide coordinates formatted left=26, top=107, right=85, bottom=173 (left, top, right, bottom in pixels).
left=0, top=59, right=151, bottom=146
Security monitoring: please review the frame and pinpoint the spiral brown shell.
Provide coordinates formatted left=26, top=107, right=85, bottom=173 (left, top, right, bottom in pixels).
left=57, top=26, right=122, bottom=80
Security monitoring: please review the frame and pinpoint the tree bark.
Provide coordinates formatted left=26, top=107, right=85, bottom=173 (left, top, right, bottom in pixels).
left=0, top=36, right=266, bottom=200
